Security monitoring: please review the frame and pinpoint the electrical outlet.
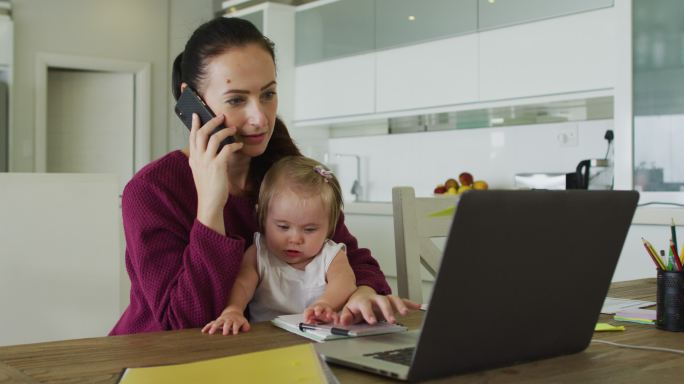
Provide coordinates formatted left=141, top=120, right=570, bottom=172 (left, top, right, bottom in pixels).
left=556, top=126, right=578, bottom=147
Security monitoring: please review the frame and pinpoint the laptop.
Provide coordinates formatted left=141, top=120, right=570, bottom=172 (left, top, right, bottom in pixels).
left=316, top=190, right=639, bottom=381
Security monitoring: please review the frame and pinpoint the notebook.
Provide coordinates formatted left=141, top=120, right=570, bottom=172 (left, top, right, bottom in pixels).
left=316, top=190, right=639, bottom=381
left=272, top=313, right=407, bottom=342
left=117, top=343, right=332, bottom=384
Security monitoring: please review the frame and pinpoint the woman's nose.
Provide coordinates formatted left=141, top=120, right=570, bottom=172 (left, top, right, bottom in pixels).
left=245, top=102, right=267, bottom=128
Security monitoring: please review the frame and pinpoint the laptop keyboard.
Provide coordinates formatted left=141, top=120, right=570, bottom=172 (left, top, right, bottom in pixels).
left=364, top=347, right=415, bottom=366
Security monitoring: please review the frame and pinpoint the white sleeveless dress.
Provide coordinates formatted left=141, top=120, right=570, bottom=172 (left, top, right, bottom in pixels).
left=248, top=232, right=346, bottom=322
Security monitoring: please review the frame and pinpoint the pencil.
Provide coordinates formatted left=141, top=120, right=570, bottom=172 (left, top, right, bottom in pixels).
left=644, top=238, right=665, bottom=269
left=642, top=238, right=665, bottom=270
left=671, top=239, right=682, bottom=272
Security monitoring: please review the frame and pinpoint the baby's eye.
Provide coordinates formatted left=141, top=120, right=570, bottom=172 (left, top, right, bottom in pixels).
left=277, top=224, right=289, bottom=230
left=304, top=227, right=318, bottom=233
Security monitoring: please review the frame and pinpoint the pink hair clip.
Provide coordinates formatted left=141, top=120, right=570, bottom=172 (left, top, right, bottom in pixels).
left=313, top=165, right=334, bottom=182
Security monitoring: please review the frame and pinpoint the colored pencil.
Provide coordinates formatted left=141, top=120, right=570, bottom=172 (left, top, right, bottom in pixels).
left=671, top=239, right=682, bottom=272
left=642, top=238, right=665, bottom=270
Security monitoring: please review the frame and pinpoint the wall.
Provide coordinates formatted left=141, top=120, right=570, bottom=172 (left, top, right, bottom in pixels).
left=10, top=0, right=214, bottom=171
left=0, top=173, right=120, bottom=346
left=167, top=0, right=216, bottom=151
left=328, top=119, right=613, bottom=202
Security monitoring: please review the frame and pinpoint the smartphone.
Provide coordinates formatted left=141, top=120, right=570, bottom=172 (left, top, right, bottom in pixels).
left=174, top=87, right=235, bottom=149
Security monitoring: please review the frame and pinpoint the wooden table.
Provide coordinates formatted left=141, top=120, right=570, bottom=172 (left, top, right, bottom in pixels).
left=1, top=279, right=683, bottom=383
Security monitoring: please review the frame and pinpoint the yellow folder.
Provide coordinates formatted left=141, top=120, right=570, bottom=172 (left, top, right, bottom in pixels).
left=119, top=343, right=327, bottom=384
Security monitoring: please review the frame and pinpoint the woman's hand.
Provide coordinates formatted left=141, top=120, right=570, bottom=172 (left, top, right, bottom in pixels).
left=338, top=286, right=421, bottom=326
left=188, top=113, right=243, bottom=234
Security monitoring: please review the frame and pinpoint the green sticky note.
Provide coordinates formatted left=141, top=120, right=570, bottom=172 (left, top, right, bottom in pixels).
left=427, top=206, right=456, bottom=218
left=595, top=323, right=625, bottom=332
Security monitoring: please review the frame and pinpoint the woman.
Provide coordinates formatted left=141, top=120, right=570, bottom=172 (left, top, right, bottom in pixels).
left=110, top=17, right=416, bottom=335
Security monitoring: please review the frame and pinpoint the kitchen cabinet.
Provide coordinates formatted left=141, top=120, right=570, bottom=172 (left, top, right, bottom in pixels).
left=478, top=0, right=613, bottom=31
left=293, top=4, right=616, bottom=124
left=375, top=34, right=478, bottom=113
left=295, top=0, right=374, bottom=66
left=479, top=7, right=615, bottom=101
left=375, top=0, right=476, bottom=50
left=294, top=52, right=375, bottom=121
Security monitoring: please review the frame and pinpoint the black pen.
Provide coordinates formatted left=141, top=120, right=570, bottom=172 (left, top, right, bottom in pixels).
left=298, top=322, right=353, bottom=336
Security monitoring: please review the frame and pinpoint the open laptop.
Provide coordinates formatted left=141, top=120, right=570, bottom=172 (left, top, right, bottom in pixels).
left=316, top=190, right=639, bottom=381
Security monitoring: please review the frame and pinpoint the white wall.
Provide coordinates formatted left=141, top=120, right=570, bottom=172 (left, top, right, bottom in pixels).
left=167, top=0, right=216, bottom=151
left=10, top=0, right=214, bottom=171
left=0, top=173, right=121, bottom=346
left=328, top=119, right=613, bottom=202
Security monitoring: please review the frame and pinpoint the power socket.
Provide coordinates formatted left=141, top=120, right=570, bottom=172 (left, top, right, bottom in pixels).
left=556, top=126, right=578, bottom=147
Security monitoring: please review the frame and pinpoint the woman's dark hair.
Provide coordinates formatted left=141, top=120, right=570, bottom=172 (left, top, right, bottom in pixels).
left=172, top=17, right=301, bottom=195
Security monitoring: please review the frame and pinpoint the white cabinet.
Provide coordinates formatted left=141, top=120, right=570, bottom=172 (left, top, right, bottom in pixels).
left=375, top=35, right=479, bottom=113
left=0, top=16, right=11, bottom=66
left=293, top=7, right=616, bottom=123
left=479, top=7, right=615, bottom=101
left=294, top=53, right=375, bottom=121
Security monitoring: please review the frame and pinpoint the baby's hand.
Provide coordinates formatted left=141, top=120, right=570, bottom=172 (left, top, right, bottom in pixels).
left=201, top=310, right=251, bottom=335
left=304, top=301, right=339, bottom=324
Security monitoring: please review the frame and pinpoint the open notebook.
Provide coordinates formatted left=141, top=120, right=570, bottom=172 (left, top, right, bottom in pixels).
left=272, top=314, right=407, bottom=342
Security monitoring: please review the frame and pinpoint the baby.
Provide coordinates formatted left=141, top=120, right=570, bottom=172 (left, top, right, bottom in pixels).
left=203, top=156, right=357, bottom=335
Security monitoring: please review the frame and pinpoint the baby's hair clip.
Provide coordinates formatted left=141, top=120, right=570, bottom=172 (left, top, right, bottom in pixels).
left=313, top=165, right=334, bottom=182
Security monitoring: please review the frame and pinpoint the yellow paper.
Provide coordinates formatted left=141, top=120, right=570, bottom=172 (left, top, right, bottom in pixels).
left=119, top=343, right=326, bottom=384
left=594, top=323, right=625, bottom=332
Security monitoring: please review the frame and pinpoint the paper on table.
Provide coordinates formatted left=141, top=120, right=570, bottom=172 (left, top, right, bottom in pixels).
left=614, top=308, right=657, bottom=325
left=601, top=297, right=656, bottom=315
left=118, top=344, right=328, bottom=384
left=271, top=314, right=407, bottom=342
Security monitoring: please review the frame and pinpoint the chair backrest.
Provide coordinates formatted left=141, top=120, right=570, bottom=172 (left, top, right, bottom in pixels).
left=392, top=186, right=458, bottom=303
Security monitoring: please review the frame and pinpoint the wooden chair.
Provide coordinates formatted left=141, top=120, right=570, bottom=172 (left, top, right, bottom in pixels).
left=392, top=186, right=458, bottom=303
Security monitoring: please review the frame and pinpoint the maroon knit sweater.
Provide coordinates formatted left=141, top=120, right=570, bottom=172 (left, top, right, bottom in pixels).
left=109, top=150, right=391, bottom=335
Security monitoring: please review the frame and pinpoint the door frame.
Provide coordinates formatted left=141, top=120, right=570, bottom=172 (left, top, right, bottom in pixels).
left=34, top=53, right=151, bottom=172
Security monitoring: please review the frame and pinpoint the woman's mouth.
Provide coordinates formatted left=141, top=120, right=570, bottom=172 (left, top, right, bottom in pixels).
left=241, top=133, right=266, bottom=145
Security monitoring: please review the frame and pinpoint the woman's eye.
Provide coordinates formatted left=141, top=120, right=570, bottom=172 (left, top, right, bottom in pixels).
left=261, top=91, right=277, bottom=101
left=225, top=97, right=245, bottom=106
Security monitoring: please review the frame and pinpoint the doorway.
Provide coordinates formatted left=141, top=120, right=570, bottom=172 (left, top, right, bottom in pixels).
left=47, top=69, right=135, bottom=186
left=34, top=53, right=151, bottom=176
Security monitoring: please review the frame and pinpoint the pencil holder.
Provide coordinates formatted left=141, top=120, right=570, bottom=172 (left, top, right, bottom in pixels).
left=656, top=270, right=684, bottom=332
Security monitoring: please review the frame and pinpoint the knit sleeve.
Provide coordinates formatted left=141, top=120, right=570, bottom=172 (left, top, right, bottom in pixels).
left=331, top=212, right=392, bottom=295
left=122, top=178, right=245, bottom=330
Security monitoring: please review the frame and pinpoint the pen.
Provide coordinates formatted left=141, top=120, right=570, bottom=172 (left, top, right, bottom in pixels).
left=299, top=322, right=354, bottom=336
left=671, top=218, right=678, bottom=255
left=642, top=238, right=665, bottom=270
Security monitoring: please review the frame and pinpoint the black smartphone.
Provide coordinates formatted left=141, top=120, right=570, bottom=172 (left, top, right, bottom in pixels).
left=174, top=87, right=235, bottom=149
